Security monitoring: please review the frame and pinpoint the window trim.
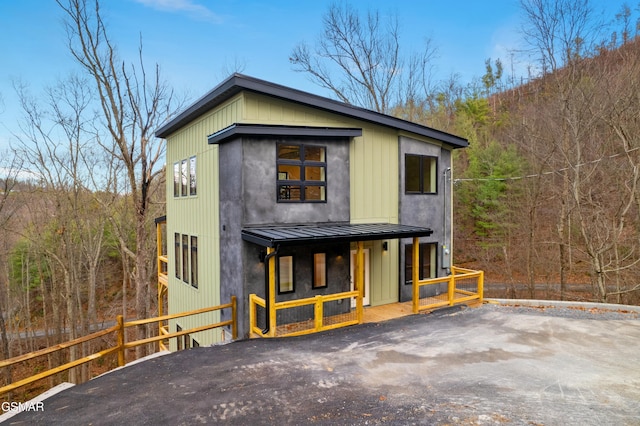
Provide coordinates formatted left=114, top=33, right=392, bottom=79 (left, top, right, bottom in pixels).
left=277, top=255, right=295, bottom=294
left=276, top=143, right=327, bottom=203
left=312, top=252, right=328, bottom=289
left=174, top=233, right=181, bottom=280
left=404, top=242, right=437, bottom=285
left=190, top=236, right=198, bottom=289
left=189, top=156, right=197, bottom=196
left=405, top=154, right=438, bottom=194
left=182, top=234, right=189, bottom=284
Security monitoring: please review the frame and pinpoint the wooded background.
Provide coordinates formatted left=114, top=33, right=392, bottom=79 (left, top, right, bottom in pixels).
left=1, top=0, right=639, bottom=388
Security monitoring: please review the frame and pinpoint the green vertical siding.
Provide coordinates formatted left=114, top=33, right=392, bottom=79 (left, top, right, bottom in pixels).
left=165, top=95, right=242, bottom=346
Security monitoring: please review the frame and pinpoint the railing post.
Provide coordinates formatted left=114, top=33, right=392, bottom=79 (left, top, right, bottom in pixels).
left=116, top=315, right=125, bottom=367
left=356, top=241, right=364, bottom=323
left=478, top=271, right=484, bottom=302
left=315, top=296, right=323, bottom=331
left=268, top=249, right=277, bottom=337
left=412, top=237, right=419, bottom=313
left=448, top=274, right=455, bottom=306
left=231, top=295, right=238, bottom=340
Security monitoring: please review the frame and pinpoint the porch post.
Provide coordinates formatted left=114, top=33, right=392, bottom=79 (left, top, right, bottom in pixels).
left=412, top=236, right=420, bottom=313
left=356, top=241, right=364, bottom=323
left=267, top=247, right=277, bottom=337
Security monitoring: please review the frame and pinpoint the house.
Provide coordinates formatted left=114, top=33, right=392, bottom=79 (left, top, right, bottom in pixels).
left=155, top=74, right=469, bottom=346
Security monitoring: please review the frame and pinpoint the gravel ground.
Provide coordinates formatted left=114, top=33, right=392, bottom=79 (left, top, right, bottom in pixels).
left=485, top=299, right=640, bottom=321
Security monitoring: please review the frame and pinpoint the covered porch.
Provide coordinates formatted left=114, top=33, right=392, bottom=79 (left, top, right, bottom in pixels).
left=243, top=223, right=484, bottom=338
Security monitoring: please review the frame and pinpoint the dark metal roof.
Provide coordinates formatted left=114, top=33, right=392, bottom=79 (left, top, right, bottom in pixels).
left=155, top=74, right=468, bottom=149
left=208, top=124, right=363, bottom=145
left=241, top=223, right=433, bottom=248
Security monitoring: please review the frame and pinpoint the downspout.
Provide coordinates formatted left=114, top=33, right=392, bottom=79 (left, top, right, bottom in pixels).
left=262, top=244, right=279, bottom=335
left=443, top=167, right=451, bottom=274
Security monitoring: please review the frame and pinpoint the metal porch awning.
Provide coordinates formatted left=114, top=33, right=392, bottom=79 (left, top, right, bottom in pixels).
left=241, top=223, right=433, bottom=248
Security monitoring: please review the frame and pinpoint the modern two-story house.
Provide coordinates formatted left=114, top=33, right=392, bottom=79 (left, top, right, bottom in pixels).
left=155, top=74, right=469, bottom=346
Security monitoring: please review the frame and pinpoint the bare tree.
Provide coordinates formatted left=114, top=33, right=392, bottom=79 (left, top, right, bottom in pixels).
left=57, top=0, right=180, bottom=355
left=520, top=0, right=605, bottom=74
left=290, top=2, right=437, bottom=114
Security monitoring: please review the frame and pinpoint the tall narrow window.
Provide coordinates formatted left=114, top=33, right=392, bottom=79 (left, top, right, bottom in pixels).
left=313, top=253, right=327, bottom=289
left=176, top=324, right=183, bottom=350
left=173, top=163, right=180, bottom=197
left=405, top=154, right=437, bottom=194
left=189, top=156, right=197, bottom=196
left=190, top=236, right=198, bottom=289
left=277, top=144, right=326, bottom=202
left=182, top=234, right=189, bottom=283
left=174, top=233, right=181, bottom=279
left=278, top=255, right=294, bottom=293
left=181, top=159, right=188, bottom=197
left=405, top=243, right=437, bottom=284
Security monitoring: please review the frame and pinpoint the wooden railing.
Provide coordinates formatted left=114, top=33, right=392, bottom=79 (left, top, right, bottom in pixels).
left=249, top=291, right=359, bottom=338
left=0, top=296, right=236, bottom=397
left=413, top=266, right=484, bottom=313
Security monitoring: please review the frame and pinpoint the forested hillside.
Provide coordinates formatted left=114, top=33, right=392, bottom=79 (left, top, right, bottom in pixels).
left=451, top=35, right=640, bottom=305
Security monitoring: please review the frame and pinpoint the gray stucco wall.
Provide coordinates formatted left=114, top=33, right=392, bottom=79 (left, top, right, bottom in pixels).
left=218, top=136, right=352, bottom=338
left=242, top=137, right=351, bottom=225
left=398, top=136, right=452, bottom=302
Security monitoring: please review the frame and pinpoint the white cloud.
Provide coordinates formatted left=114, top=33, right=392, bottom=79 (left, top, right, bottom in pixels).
left=133, top=0, right=223, bottom=24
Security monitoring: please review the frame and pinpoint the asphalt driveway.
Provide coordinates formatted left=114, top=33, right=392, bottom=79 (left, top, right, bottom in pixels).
left=4, top=302, right=640, bottom=425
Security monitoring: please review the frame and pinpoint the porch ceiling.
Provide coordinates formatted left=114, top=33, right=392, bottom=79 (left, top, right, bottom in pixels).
left=241, top=223, right=433, bottom=248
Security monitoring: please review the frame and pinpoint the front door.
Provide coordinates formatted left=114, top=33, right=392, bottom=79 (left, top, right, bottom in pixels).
left=350, top=249, right=370, bottom=307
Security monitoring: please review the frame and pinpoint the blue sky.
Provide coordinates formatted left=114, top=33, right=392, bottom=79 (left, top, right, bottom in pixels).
left=0, top=0, right=622, bottom=151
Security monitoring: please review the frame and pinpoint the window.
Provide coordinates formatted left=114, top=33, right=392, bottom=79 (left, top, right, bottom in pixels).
left=175, top=232, right=198, bottom=288
left=277, top=144, right=326, bottom=202
left=173, top=156, right=197, bottom=197
left=176, top=324, right=183, bottom=350
left=405, top=243, right=437, bottom=284
left=278, top=255, right=294, bottom=293
left=182, top=234, right=189, bottom=283
left=174, top=233, right=181, bottom=279
left=189, top=156, right=197, bottom=196
left=405, top=154, right=437, bottom=194
left=173, top=163, right=180, bottom=197
left=181, top=159, right=188, bottom=197
left=190, top=236, right=198, bottom=289
left=313, top=253, right=327, bottom=289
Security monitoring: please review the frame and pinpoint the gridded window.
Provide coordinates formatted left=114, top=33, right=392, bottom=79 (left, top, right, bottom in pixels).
left=174, top=156, right=197, bottom=197
left=405, top=154, right=437, bottom=194
left=405, top=243, right=437, bottom=284
left=313, top=253, right=327, bottom=289
left=278, top=255, right=294, bottom=293
left=277, top=144, right=326, bottom=202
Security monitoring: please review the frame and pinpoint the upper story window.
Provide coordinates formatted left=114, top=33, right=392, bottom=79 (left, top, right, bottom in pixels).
left=173, top=156, right=197, bottom=197
left=277, top=144, right=326, bottom=202
left=405, top=154, right=437, bottom=194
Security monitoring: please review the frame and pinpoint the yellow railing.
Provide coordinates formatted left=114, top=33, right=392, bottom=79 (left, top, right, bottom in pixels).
left=413, top=266, right=484, bottom=313
left=0, top=296, right=236, bottom=397
left=249, top=291, right=359, bottom=338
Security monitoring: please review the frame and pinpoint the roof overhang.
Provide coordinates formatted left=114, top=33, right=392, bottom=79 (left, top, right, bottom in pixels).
left=208, top=124, right=363, bottom=145
left=155, top=74, right=468, bottom=149
left=241, top=223, right=433, bottom=248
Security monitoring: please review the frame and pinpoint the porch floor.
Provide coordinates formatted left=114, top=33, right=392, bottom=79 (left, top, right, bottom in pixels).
left=363, top=301, right=415, bottom=323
